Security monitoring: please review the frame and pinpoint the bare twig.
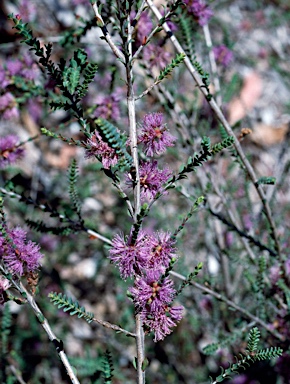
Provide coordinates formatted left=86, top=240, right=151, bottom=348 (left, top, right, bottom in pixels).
left=93, top=317, right=136, bottom=338
left=203, top=24, right=222, bottom=107
left=91, top=2, right=125, bottom=63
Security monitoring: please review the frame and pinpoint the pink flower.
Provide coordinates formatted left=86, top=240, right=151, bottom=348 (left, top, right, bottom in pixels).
left=138, top=161, right=172, bottom=201
left=0, top=135, right=25, bottom=168
left=130, top=270, right=176, bottom=312
left=184, top=0, right=213, bottom=26
left=213, top=45, right=233, bottom=68
left=0, top=67, right=10, bottom=88
left=142, top=304, right=184, bottom=342
left=85, top=130, right=118, bottom=169
left=0, top=227, right=43, bottom=276
left=18, top=0, right=37, bottom=22
left=93, top=94, right=121, bottom=121
left=126, top=161, right=172, bottom=202
left=132, top=11, right=153, bottom=45
left=0, top=92, right=19, bottom=120
left=109, top=230, right=150, bottom=279
left=138, top=113, right=176, bottom=157
left=143, top=45, right=172, bottom=69
left=146, top=231, right=177, bottom=271
left=6, top=59, right=23, bottom=76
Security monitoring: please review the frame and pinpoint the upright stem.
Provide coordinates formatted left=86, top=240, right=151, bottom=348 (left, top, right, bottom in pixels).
left=125, top=11, right=145, bottom=384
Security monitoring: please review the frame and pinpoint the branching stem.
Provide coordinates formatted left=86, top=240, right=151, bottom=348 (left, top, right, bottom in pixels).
left=170, top=270, right=285, bottom=341
left=146, top=0, right=282, bottom=262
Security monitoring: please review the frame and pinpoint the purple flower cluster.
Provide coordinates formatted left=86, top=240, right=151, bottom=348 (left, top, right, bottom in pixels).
left=109, top=230, right=183, bottom=341
left=126, top=161, right=172, bottom=202
left=213, top=45, right=233, bottom=68
left=0, top=93, right=19, bottom=120
left=0, top=135, right=25, bottom=168
left=133, top=11, right=153, bottom=46
left=143, top=45, right=172, bottom=69
left=0, top=54, right=40, bottom=121
left=17, top=0, right=37, bottom=22
left=109, top=230, right=176, bottom=279
left=138, top=113, right=176, bottom=157
left=93, top=93, right=121, bottom=121
left=184, top=0, right=213, bottom=26
left=0, top=54, right=39, bottom=89
left=130, top=270, right=183, bottom=341
left=85, top=130, right=118, bottom=169
left=0, top=227, right=43, bottom=276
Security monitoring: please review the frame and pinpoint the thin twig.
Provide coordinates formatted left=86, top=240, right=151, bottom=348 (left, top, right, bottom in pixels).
left=92, top=317, right=136, bottom=337
left=135, top=77, right=163, bottom=100
left=203, top=24, right=222, bottom=107
left=8, top=363, right=27, bottom=384
left=13, top=279, right=81, bottom=384
left=169, top=270, right=285, bottom=341
left=0, top=187, right=112, bottom=245
left=91, top=2, right=125, bottom=63
left=146, top=0, right=282, bottom=261
left=112, top=181, right=135, bottom=219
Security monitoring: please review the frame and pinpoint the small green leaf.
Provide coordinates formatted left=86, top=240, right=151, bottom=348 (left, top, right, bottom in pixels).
left=256, top=176, right=276, bottom=185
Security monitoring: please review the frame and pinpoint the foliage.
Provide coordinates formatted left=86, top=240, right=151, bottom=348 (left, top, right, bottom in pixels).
left=48, top=292, right=95, bottom=323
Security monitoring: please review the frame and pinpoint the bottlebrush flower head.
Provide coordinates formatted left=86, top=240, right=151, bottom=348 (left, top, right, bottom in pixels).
left=213, top=45, right=233, bottom=68
left=184, top=0, right=213, bottom=26
left=0, top=92, right=19, bottom=120
left=146, top=231, right=177, bottom=271
left=126, top=160, right=172, bottom=202
left=93, top=93, right=121, bottom=121
left=0, top=227, right=43, bottom=276
left=142, top=304, right=184, bottom=342
left=0, top=135, right=25, bottom=168
left=143, top=45, right=172, bottom=69
left=84, top=130, right=118, bottom=169
left=129, top=269, right=176, bottom=312
left=109, top=230, right=151, bottom=279
left=138, top=113, right=176, bottom=156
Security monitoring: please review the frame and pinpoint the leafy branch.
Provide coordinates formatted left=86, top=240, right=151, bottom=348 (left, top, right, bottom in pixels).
left=136, top=53, right=186, bottom=100
left=48, top=292, right=135, bottom=337
left=210, top=327, right=283, bottom=383
left=48, top=292, right=95, bottom=323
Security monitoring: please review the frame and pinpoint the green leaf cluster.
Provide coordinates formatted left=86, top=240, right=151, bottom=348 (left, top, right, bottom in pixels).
left=177, top=136, right=234, bottom=178
left=8, top=15, right=98, bottom=117
left=68, top=159, right=83, bottom=221
left=95, top=118, right=132, bottom=169
left=211, top=327, right=283, bottom=383
left=102, top=350, right=114, bottom=383
left=48, top=292, right=95, bottom=323
left=157, top=53, right=186, bottom=82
